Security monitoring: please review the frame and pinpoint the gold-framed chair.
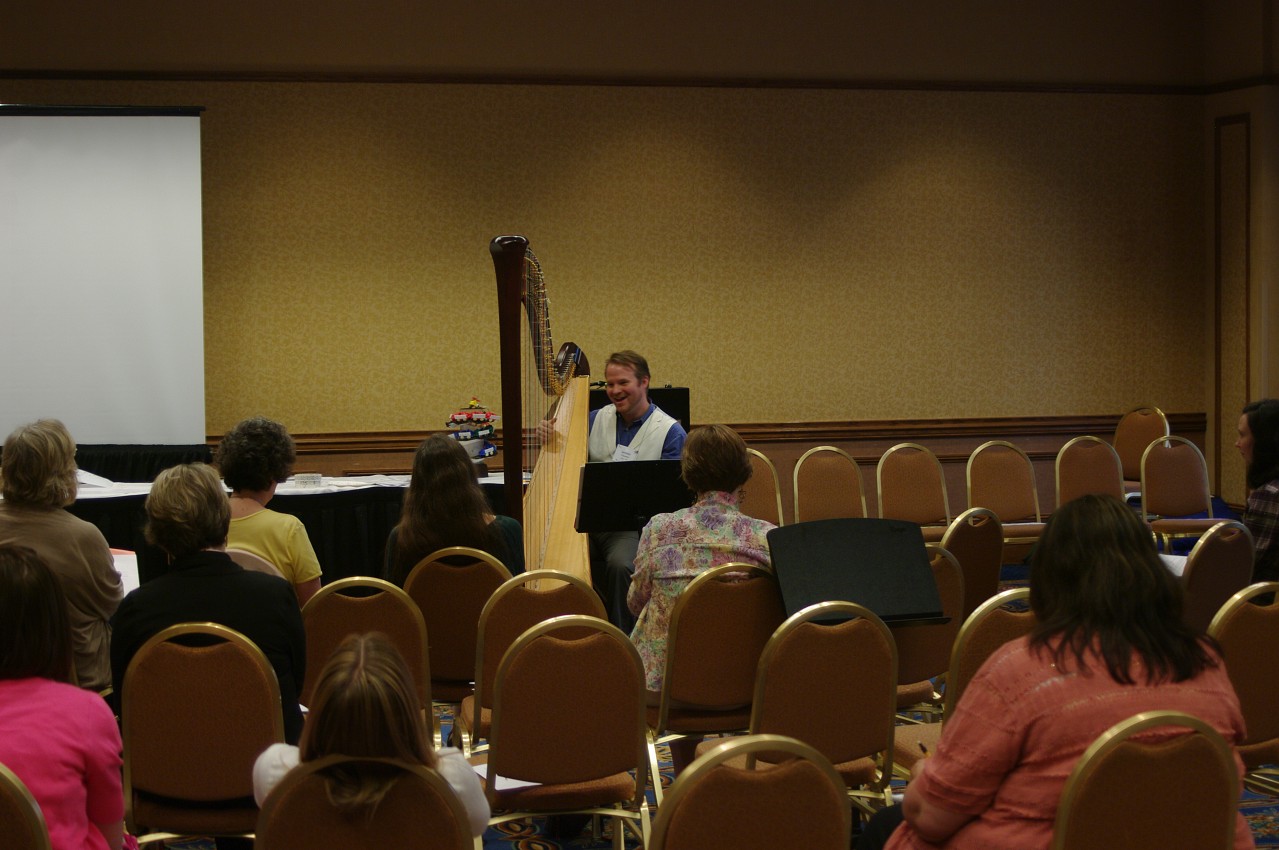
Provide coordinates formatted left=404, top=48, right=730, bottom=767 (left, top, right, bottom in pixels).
left=649, top=734, right=851, bottom=850
left=255, top=755, right=472, bottom=850
left=742, top=448, right=785, bottom=526
left=122, top=622, right=285, bottom=846
left=1051, top=711, right=1240, bottom=850
left=1140, top=436, right=1218, bottom=551
left=966, top=440, right=1044, bottom=558
left=893, top=587, right=1034, bottom=775
left=1113, top=405, right=1170, bottom=493
left=0, top=761, right=51, bottom=850
left=792, top=445, right=868, bottom=523
left=893, top=546, right=964, bottom=717
left=940, top=507, right=1004, bottom=620
left=1181, top=521, right=1254, bottom=633
left=1055, top=435, right=1124, bottom=506
left=484, top=615, right=650, bottom=849
left=876, top=442, right=952, bottom=543
left=454, top=569, right=605, bottom=755
left=648, top=563, right=787, bottom=806
left=403, top=546, right=512, bottom=703
left=300, top=576, right=436, bottom=744
left=744, top=601, right=897, bottom=817
left=225, top=547, right=285, bottom=578
left=1208, top=581, right=1279, bottom=795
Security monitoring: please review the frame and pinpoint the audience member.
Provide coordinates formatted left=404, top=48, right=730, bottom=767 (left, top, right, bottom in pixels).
left=110, top=463, right=307, bottom=743
left=857, top=494, right=1253, bottom=850
left=253, top=633, right=489, bottom=836
left=215, top=416, right=322, bottom=606
left=628, top=423, right=772, bottom=773
left=0, top=419, right=121, bottom=690
left=0, top=545, right=125, bottom=850
left=385, top=434, right=523, bottom=586
left=1238, top=399, right=1279, bottom=582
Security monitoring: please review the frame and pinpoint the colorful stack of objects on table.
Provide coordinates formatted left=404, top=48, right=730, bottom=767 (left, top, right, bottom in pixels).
left=447, top=397, right=499, bottom=461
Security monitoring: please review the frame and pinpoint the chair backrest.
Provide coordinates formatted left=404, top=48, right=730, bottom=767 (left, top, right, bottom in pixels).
left=1208, top=582, right=1279, bottom=754
left=940, top=507, right=1005, bottom=620
left=649, top=734, right=850, bottom=850
left=876, top=442, right=952, bottom=526
left=487, top=615, right=648, bottom=797
left=1181, top=521, right=1254, bottom=633
left=742, top=448, right=784, bottom=526
left=0, top=761, right=51, bottom=850
left=122, top=622, right=284, bottom=830
left=792, top=445, right=867, bottom=523
left=943, top=587, right=1035, bottom=716
left=300, top=577, right=430, bottom=708
left=1113, top=406, right=1170, bottom=483
left=1052, top=711, right=1239, bottom=850
left=1141, top=436, right=1213, bottom=520
left=750, top=602, right=896, bottom=788
left=1055, top=435, right=1124, bottom=506
left=660, top=564, right=787, bottom=723
left=255, top=755, right=471, bottom=850
left=892, top=546, right=964, bottom=687
left=966, top=440, right=1041, bottom=524
left=226, top=547, right=285, bottom=578
left=403, top=547, right=512, bottom=686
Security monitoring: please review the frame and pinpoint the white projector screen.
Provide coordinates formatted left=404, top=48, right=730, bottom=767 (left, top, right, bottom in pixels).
left=0, top=106, right=205, bottom=445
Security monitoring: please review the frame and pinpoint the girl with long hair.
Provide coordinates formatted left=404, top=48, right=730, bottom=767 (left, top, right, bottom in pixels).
left=1238, top=399, right=1279, bottom=582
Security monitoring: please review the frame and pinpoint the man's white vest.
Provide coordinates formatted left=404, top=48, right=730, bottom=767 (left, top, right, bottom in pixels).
left=588, top=403, right=678, bottom=463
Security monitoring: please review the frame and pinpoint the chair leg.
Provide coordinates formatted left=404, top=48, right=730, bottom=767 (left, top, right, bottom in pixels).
left=646, top=731, right=665, bottom=807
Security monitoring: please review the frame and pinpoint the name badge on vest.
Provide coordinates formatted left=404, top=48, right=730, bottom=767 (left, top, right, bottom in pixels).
left=613, top=444, right=639, bottom=463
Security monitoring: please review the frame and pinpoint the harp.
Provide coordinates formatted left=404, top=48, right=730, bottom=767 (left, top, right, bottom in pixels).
left=492, top=235, right=591, bottom=579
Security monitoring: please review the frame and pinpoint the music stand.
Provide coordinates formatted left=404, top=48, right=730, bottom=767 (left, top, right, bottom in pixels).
left=767, top=518, right=946, bottom=626
left=574, top=460, right=694, bottom=533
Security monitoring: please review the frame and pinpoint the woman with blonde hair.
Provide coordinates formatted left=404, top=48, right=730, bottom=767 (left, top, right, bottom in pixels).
left=0, top=419, right=121, bottom=690
left=253, top=633, right=489, bottom=836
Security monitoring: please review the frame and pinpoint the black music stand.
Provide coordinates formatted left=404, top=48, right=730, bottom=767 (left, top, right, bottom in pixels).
left=574, top=460, right=694, bottom=534
left=767, top=518, right=947, bottom=626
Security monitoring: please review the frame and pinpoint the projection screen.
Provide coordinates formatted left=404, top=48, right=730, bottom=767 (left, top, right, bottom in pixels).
left=0, top=106, right=205, bottom=444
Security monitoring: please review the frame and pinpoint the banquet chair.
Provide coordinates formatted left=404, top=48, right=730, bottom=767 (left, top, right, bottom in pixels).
left=403, top=547, right=512, bottom=703
left=300, top=577, right=435, bottom=743
left=485, top=615, right=650, bottom=849
left=122, top=622, right=284, bottom=845
left=1113, top=405, right=1170, bottom=493
left=225, top=548, right=285, bottom=578
left=1054, top=435, right=1124, bottom=506
left=893, top=546, right=964, bottom=717
left=940, top=507, right=1004, bottom=620
left=649, top=734, right=850, bottom=850
left=0, top=760, right=51, bottom=850
left=792, top=445, right=868, bottom=522
left=255, top=755, right=471, bottom=850
left=1208, top=582, right=1279, bottom=795
left=1052, top=711, right=1239, bottom=850
left=1180, top=521, right=1254, bottom=633
left=1140, top=436, right=1217, bottom=551
left=454, top=569, right=604, bottom=755
left=894, top=588, right=1034, bottom=775
left=876, top=443, right=952, bottom=543
left=649, top=563, right=787, bottom=806
left=966, top=440, right=1044, bottom=559
left=743, top=601, right=897, bottom=817
left=742, top=448, right=785, bottom=526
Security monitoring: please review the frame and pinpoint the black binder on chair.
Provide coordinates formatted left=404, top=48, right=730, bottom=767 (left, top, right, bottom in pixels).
left=574, top=460, right=695, bottom=534
left=766, top=518, right=946, bottom=626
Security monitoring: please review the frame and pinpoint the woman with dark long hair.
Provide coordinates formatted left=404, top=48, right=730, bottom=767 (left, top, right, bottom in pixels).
left=384, top=434, right=523, bottom=586
left=1238, top=399, right=1279, bottom=582
left=858, top=494, right=1252, bottom=850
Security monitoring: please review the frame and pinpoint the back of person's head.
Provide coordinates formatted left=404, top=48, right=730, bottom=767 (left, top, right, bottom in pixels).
left=393, top=435, right=493, bottom=584
left=300, top=633, right=434, bottom=812
left=0, top=545, right=74, bottom=683
left=215, top=416, right=296, bottom=492
left=1243, top=399, right=1279, bottom=489
left=605, top=350, right=651, bottom=383
left=1029, top=494, right=1213, bottom=684
left=1, top=419, right=77, bottom=507
left=145, top=463, right=231, bottom=557
left=681, top=424, right=753, bottom=495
